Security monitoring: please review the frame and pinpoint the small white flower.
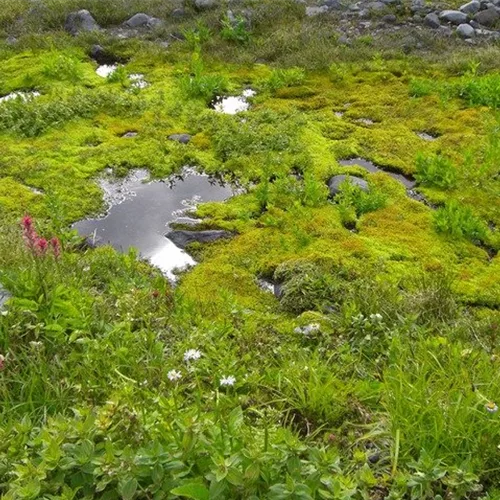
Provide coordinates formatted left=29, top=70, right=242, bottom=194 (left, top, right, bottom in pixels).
left=370, top=313, right=383, bottom=322
left=167, top=369, right=182, bottom=381
left=183, top=349, right=202, bottom=362
left=486, top=402, right=498, bottom=413
left=220, top=375, right=236, bottom=387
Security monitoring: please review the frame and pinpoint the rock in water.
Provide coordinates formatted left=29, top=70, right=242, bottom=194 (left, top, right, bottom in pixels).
left=166, top=230, right=233, bottom=249
left=65, top=10, right=99, bottom=35
left=327, top=175, right=369, bottom=197
left=439, top=10, right=468, bottom=24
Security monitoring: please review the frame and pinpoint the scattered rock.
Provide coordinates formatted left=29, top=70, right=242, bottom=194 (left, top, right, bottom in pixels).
left=194, top=0, right=218, bottom=9
left=166, top=230, right=233, bottom=249
left=0, top=285, right=11, bottom=311
left=366, top=1, right=387, bottom=11
left=323, top=0, right=342, bottom=9
left=439, top=10, right=468, bottom=24
left=424, top=12, right=441, bottom=28
left=89, top=45, right=119, bottom=65
left=65, top=10, right=99, bottom=36
left=474, top=7, right=499, bottom=26
left=438, top=25, right=453, bottom=35
left=122, top=131, right=138, bottom=138
left=172, top=8, right=185, bottom=18
left=124, top=13, right=151, bottom=27
left=460, top=0, right=481, bottom=14
left=168, top=134, right=192, bottom=144
left=306, top=5, right=329, bottom=16
left=327, top=175, right=369, bottom=197
left=456, top=22, right=475, bottom=36
left=382, top=13, right=397, bottom=23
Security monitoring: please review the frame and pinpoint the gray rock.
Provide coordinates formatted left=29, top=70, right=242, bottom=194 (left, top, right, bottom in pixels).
left=456, top=22, right=475, bottom=36
left=323, top=0, right=342, bottom=9
left=122, top=131, right=138, bottom=138
left=438, top=25, right=453, bottom=35
left=366, top=1, right=386, bottom=10
left=327, top=175, right=369, bottom=197
left=65, top=10, right=99, bottom=36
left=474, top=7, right=499, bottom=26
left=439, top=10, right=468, bottom=24
left=411, top=0, right=426, bottom=13
left=469, top=19, right=481, bottom=27
left=89, top=45, right=118, bottom=65
left=0, top=285, right=11, bottom=311
left=166, top=230, right=233, bottom=249
left=306, top=5, right=329, bottom=16
left=194, top=0, right=218, bottom=9
left=382, top=13, right=397, bottom=22
left=424, top=12, right=441, bottom=28
left=168, top=134, right=191, bottom=144
left=172, top=8, right=185, bottom=18
left=124, top=13, right=152, bottom=27
left=460, top=0, right=480, bottom=13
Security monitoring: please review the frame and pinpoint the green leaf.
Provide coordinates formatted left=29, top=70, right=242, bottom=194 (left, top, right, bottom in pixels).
left=119, top=477, right=138, bottom=500
left=171, top=483, right=209, bottom=500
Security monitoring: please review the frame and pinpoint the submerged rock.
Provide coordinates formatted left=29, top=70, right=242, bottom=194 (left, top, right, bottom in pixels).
left=168, top=134, right=192, bottom=144
left=166, top=230, right=233, bottom=249
left=327, top=175, right=369, bottom=197
left=65, top=10, right=99, bottom=35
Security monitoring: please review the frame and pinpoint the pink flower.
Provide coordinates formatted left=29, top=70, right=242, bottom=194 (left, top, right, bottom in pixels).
left=36, top=238, right=48, bottom=255
left=50, top=237, right=61, bottom=259
left=21, top=214, right=38, bottom=251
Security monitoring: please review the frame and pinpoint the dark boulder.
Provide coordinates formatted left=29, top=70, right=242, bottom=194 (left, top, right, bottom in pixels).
left=166, top=230, right=233, bottom=249
left=65, top=10, right=99, bottom=36
left=89, top=45, right=119, bottom=65
left=474, top=7, right=499, bottom=26
left=327, top=175, right=369, bottom=197
left=168, top=134, right=192, bottom=144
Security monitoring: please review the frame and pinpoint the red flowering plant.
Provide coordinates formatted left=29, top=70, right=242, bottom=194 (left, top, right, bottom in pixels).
left=20, top=215, right=62, bottom=303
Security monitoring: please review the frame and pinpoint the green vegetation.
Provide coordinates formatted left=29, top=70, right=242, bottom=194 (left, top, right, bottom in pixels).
left=0, top=0, right=499, bottom=497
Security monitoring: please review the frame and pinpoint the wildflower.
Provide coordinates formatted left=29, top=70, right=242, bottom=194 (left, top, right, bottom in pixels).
left=36, top=238, right=48, bottom=255
left=21, top=214, right=38, bottom=250
left=486, top=401, right=498, bottom=413
left=50, top=237, right=61, bottom=259
left=167, top=369, right=182, bottom=382
left=0, top=354, right=5, bottom=371
left=220, top=375, right=236, bottom=387
left=184, top=349, right=202, bottom=362
left=369, top=313, right=383, bottom=322
left=152, top=290, right=160, bottom=298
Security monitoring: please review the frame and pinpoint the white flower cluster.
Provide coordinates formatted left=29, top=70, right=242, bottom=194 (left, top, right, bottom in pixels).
left=294, top=323, right=321, bottom=336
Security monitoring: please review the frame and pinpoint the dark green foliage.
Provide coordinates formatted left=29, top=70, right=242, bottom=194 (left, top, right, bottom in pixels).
left=415, top=153, right=457, bottom=189
left=434, top=201, right=488, bottom=242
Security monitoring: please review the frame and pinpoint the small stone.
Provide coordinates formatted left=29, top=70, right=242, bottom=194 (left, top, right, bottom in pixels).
left=306, top=5, right=329, bottom=16
left=438, top=25, right=453, bottom=35
left=366, top=1, right=386, bottom=10
left=323, top=0, right=342, bottom=9
left=382, top=13, right=397, bottom=22
left=474, top=7, right=500, bottom=26
left=424, top=12, right=441, bottom=28
left=327, top=175, right=369, bottom=197
left=439, top=10, right=468, bottom=24
left=172, top=8, right=185, bottom=18
left=194, top=0, right=218, bottom=9
left=64, top=10, right=99, bottom=36
left=124, top=13, right=152, bottom=27
left=456, top=23, right=475, bottom=37
left=460, top=0, right=480, bottom=14
left=168, top=134, right=192, bottom=144
left=122, top=132, right=138, bottom=138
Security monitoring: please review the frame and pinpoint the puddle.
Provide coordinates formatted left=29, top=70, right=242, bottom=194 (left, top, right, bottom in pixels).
left=212, top=89, right=255, bottom=114
left=338, top=157, right=415, bottom=189
left=96, top=64, right=118, bottom=78
left=417, top=132, right=438, bottom=141
left=73, top=168, right=234, bottom=279
left=0, top=91, right=40, bottom=104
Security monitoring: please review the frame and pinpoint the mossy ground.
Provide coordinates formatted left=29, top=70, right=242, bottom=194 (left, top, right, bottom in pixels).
left=0, top=8, right=500, bottom=498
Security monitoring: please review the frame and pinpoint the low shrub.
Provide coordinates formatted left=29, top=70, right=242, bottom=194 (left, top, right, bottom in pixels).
left=434, top=201, right=488, bottom=243
left=267, top=67, right=306, bottom=93
left=415, top=153, right=457, bottom=189
left=220, top=14, right=251, bottom=44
